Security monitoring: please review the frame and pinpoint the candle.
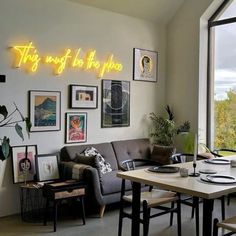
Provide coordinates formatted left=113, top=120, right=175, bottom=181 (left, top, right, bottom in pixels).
left=193, top=133, right=198, bottom=164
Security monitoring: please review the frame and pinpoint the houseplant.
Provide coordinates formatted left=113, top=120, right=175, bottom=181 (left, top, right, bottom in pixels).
left=149, top=105, right=190, bottom=146
left=0, top=103, right=31, bottom=161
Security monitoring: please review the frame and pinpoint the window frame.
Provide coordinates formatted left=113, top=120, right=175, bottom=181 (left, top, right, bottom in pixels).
left=207, top=0, right=236, bottom=148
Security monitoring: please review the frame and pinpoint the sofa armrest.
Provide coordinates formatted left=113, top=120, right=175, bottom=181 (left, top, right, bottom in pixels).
left=83, top=167, right=105, bottom=206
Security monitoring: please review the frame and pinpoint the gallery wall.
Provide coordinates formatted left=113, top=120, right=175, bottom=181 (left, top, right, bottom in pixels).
left=0, top=0, right=166, bottom=216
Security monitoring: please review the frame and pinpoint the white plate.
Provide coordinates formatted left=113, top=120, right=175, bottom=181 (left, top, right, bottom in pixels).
left=199, top=169, right=217, bottom=174
left=206, top=174, right=236, bottom=184
left=204, top=158, right=230, bottom=165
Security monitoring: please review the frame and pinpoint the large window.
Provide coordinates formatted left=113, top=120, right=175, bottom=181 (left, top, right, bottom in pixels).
left=208, top=0, right=236, bottom=149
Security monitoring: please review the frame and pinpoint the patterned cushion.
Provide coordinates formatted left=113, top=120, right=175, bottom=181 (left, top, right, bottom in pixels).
left=81, top=147, right=112, bottom=174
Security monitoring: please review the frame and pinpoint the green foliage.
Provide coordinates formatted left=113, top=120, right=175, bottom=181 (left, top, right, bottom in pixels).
left=149, top=106, right=190, bottom=146
left=214, top=90, right=236, bottom=149
left=0, top=104, right=31, bottom=160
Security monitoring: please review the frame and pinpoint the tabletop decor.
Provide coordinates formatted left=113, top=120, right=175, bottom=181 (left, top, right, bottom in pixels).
left=69, top=85, right=98, bottom=109
left=29, top=90, right=61, bottom=132
left=102, top=80, right=130, bottom=127
left=36, top=153, right=59, bottom=182
left=65, top=112, right=87, bottom=143
left=189, top=134, right=200, bottom=177
left=12, top=145, right=37, bottom=184
left=133, top=48, right=158, bottom=82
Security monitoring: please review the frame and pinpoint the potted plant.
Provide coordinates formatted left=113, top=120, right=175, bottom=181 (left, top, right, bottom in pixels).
left=149, top=105, right=190, bottom=165
left=149, top=105, right=190, bottom=146
left=0, top=103, right=31, bottom=161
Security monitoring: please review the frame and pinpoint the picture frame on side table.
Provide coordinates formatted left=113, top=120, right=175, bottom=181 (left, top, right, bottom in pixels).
left=65, top=112, right=87, bottom=143
left=133, top=48, right=158, bottom=82
left=29, top=90, right=61, bottom=132
left=69, top=85, right=98, bottom=109
left=36, top=153, right=60, bottom=182
left=102, top=80, right=130, bottom=128
left=12, top=145, right=38, bottom=184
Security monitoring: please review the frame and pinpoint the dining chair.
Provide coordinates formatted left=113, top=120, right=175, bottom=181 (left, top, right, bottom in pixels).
left=171, top=153, right=226, bottom=236
left=213, top=148, right=236, bottom=205
left=118, top=159, right=181, bottom=236
left=213, top=217, right=236, bottom=236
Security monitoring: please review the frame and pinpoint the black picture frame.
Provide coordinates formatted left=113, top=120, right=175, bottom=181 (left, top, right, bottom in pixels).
left=69, top=85, right=98, bottom=109
left=29, top=90, right=61, bottom=132
left=65, top=112, right=87, bottom=143
left=133, top=48, right=158, bottom=82
left=101, top=80, right=130, bottom=128
left=35, top=153, right=60, bottom=182
left=11, top=145, right=38, bottom=184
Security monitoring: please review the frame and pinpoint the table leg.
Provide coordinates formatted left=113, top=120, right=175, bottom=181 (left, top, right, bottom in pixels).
left=202, top=199, right=214, bottom=236
left=54, top=200, right=58, bottom=232
left=132, top=182, right=141, bottom=236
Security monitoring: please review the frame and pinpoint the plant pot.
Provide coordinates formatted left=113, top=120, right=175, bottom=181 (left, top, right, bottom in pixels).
left=150, top=144, right=176, bottom=165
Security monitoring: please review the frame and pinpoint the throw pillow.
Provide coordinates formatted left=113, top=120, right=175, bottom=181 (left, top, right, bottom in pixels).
left=81, top=147, right=112, bottom=174
left=151, top=145, right=176, bottom=165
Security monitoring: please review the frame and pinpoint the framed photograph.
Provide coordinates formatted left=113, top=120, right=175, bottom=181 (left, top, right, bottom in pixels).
left=69, top=85, right=98, bottom=109
left=65, top=112, right=87, bottom=143
left=102, top=80, right=130, bottom=128
left=29, top=90, right=61, bottom=132
left=11, top=145, right=37, bottom=184
left=36, top=153, right=60, bottom=182
left=133, top=48, right=158, bottom=82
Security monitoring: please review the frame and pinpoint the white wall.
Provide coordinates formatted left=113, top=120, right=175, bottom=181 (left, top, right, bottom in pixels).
left=166, top=0, right=213, bottom=134
left=0, top=0, right=166, bottom=216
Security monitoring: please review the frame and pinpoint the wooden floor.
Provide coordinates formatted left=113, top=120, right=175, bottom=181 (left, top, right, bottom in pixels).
left=0, top=198, right=235, bottom=236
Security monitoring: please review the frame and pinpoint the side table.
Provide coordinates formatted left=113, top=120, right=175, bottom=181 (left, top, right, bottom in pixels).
left=20, top=182, right=45, bottom=223
left=43, top=180, right=86, bottom=232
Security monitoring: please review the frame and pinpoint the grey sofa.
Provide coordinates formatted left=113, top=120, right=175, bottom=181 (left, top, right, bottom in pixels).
left=60, top=138, right=158, bottom=217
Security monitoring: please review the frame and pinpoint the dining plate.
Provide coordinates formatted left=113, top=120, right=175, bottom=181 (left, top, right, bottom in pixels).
left=148, top=166, right=180, bottom=173
left=206, top=174, right=236, bottom=184
left=199, top=169, right=217, bottom=174
left=204, top=158, right=230, bottom=165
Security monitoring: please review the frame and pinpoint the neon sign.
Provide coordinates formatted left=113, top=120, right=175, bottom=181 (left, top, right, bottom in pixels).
left=11, top=42, right=123, bottom=77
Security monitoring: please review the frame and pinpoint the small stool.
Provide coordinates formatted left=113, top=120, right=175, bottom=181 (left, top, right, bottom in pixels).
left=43, top=180, right=86, bottom=232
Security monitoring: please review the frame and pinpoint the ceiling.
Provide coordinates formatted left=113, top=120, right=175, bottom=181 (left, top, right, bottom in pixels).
left=68, top=0, right=185, bottom=24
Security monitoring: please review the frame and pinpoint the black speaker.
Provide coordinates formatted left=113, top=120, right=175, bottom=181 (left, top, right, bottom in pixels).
left=0, top=75, right=6, bottom=83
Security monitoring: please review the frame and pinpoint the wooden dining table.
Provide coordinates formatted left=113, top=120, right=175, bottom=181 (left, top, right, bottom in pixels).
left=117, top=155, right=236, bottom=236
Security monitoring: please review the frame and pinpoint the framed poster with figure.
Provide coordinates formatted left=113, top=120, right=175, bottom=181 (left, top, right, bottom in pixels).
left=133, top=48, right=158, bottom=82
left=102, top=80, right=130, bottom=128
left=12, top=145, right=37, bottom=184
left=65, top=112, right=87, bottom=143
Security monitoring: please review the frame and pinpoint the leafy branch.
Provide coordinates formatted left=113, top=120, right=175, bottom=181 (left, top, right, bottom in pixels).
left=0, top=103, right=32, bottom=161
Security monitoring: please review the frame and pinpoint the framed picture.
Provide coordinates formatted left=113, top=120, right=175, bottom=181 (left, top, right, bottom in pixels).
left=102, top=80, right=130, bottom=128
left=36, top=153, right=60, bottom=182
left=65, top=112, right=87, bottom=143
left=11, top=145, right=37, bottom=184
left=69, top=85, right=98, bottom=109
left=29, top=90, right=61, bottom=132
left=133, top=48, right=158, bottom=82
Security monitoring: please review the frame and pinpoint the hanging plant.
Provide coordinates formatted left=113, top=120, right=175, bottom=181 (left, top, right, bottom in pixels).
left=0, top=103, right=31, bottom=161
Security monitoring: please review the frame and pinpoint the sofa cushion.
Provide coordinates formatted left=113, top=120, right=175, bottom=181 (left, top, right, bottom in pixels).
left=150, top=145, right=175, bottom=165
left=100, top=170, right=131, bottom=195
left=81, top=147, right=112, bottom=174
left=60, top=143, right=118, bottom=170
left=112, top=138, right=152, bottom=167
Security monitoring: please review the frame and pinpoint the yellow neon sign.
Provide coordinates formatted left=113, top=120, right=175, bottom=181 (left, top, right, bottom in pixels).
left=11, top=42, right=123, bottom=77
